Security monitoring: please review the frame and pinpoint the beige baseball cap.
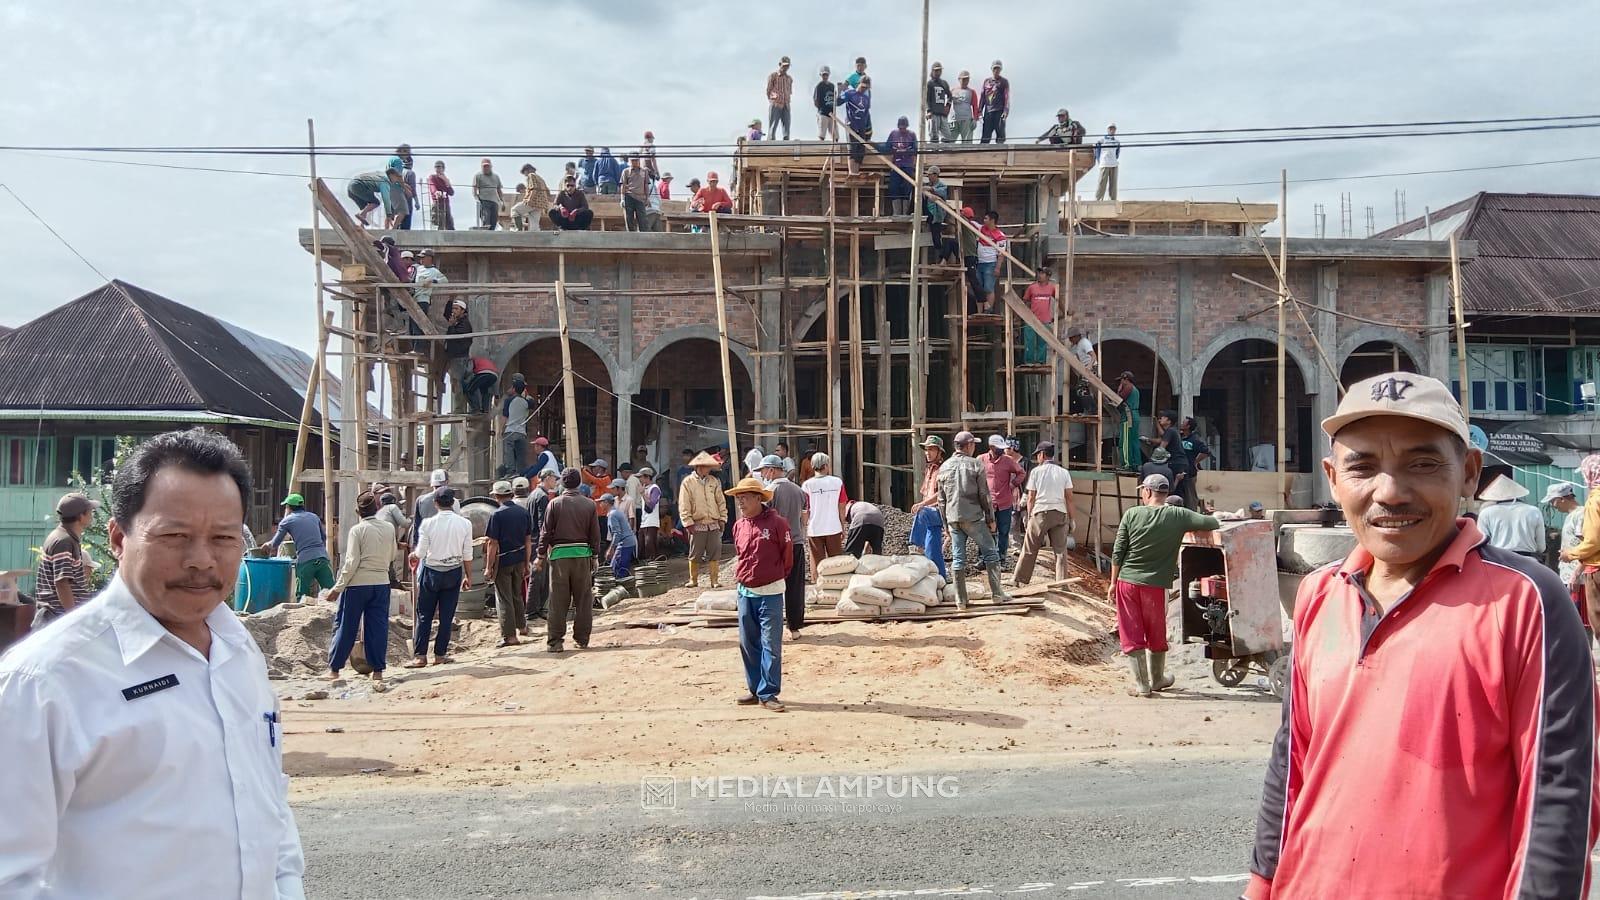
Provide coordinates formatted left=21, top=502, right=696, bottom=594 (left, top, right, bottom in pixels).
left=1321, top=372, right=1470, bottom=442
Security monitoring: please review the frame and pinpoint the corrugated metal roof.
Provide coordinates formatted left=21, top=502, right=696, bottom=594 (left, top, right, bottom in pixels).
left=0, top=281, right=320, bottom=425
left=1378, top=193, right=1600, bottom=314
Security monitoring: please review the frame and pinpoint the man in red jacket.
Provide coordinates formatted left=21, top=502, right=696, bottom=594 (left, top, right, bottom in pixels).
left=727, top=476, right=792, bottom=713
left=1246, top=372, right=1599, bottom=898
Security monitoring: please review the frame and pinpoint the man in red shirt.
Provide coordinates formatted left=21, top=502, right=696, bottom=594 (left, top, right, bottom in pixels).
left=691, top=171, right=734, bottom=214
left=982, top=434, right=1026, bottom=566
left=727, top=476, right=793, bottom=713
left=1247, top=372, right=1598, bottom=898
left=1021, top=270, right=1057, bottom=365
left=427, top=160, right=455, bottom=230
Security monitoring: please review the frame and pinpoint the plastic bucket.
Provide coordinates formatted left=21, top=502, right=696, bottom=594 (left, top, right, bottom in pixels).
left=235, top=557, right=294, bottom=613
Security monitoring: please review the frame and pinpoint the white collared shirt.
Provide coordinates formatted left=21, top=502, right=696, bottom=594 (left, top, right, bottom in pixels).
left=415, top=507, right=474, bottom=570
left=0, top=577, right=305, bottom=899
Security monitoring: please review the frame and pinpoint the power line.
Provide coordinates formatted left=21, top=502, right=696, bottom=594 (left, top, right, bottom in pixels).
left=2, top=117, right=1597, bottom=160
left=0, top=184, right=111, bottom=281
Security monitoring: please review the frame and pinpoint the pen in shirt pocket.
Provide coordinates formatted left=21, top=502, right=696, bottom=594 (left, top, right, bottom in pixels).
left=262, top=711, right=278, bottom=747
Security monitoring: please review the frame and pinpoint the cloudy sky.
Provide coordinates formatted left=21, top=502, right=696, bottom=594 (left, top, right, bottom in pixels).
left=1, top=0, right=1595, bottom=352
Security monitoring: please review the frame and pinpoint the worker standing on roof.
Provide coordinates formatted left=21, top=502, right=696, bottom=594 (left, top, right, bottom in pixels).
left=766, top=56, right=794, bottom=141
left=1094, top=124, right=1122, bottom=202
left=1110, top=474, right=1220, bottom=696
left=472, top=158, right=504, bottom=230
left=427, top=160, right=455, bottom=230
left=925, top=62, right=952, bottom=143
left=595, top=148, right=622, bottom=196
left=838, top=76, right=873, bottom=176
left=979, top=60, right=1010, bottom=144
left=950, top=70, right=978, bottom=143
left=814, top=66, right=838, bottom=142
left=621, top=156, right=653, bottom=232
left=1246, top=373, right=1598, bottom=897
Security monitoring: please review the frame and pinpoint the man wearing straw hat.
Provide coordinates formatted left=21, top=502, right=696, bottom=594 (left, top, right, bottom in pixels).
left=1246, top=373, right=1597, bottom=898
left=1476, top=473, right=1545, bottom=559
left=726, top=475, right=792, bottom=713
left=678, top=450, right=728, bottom=589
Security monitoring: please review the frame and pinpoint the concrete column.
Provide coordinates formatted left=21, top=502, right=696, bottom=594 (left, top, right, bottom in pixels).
left=1424, top=272, right=1451, bottom=386
left=615, top=260, right=634, bottom=470
left=1310, top=263, right=1340, bottom=503
left=1176, top=261, right=1196, bottom=420
left=757, top=262, right=784, bottom=448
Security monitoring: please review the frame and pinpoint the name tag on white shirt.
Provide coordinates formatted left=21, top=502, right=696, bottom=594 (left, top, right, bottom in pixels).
left=121, top=673, right=180, bottom=701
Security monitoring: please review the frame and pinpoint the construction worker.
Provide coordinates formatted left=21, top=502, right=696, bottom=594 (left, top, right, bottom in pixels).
left=620, top=156, right=652, bottom=232
left=726, top=475, right=793, bottom=713
left=509, top=163, right=551, bottom=231
left=978, top=60, right=1010, bottom=144
left=327, top=490, right=396, bottom=683
left=1094, top=124, right=1122, bottom=202
left=502, top=376, right=532, bottom=475
left=838, top=76, right=872, bottom=175
left=939, top=431, right=1012, bottom=608
left=1247, top=373, right=1598, bottom=897
left=760, top=455, right=808, bottom=640
left=1116, top=371, right=1143, bottom=470
left=1022, top=270, right=1057, bottom=365
left=406, top=487, right=474, bottom=667
left=597, top=493, right=636, bottom=610
left=690, top=171, right=733, bottom=214
left=1476, top=474, right=1545, bottom=559
left=814, top=66, right=838, bottom=142
left=427, top=160, right=455, bottom=230
left=484, top=480, right=534, bottom=647
left=264, top=493, right=333, bottom=599
left=843, top=500, right=885, bottom=558
left=766, top=56, right=794, bottom=141
left=982, top=434, right=1025, bottom=564
left=886, top=116, right=917, bottom=217
left=472, top=158, right=503, bottom=230
left=1013, top=441, right=1075, bottom=586
left=1109, top=474, right=1220, bottom=697
left=950, top=70, right=979, bottom=143
left=925, top=62, right=952, bottom=142
left=678, top=451, right=728, bottom=588
left=801, top=453, right=849, bottom=576
left=535, top=469, right=601, bottom=653
left=908, top=436, right=948, bottom=580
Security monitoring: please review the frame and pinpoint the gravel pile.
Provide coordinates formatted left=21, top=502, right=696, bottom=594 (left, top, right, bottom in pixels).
left=881, top=506, right=917, bottom=552
left=243, top=597, right=500, bottom=676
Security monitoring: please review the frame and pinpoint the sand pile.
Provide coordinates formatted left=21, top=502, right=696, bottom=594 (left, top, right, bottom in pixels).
left=243, top=599, right=504, bottom=675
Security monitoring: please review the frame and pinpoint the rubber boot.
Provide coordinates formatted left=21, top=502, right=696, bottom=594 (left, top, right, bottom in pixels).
left=709, top=559, right=722, bottom=589
left=1148, top=650, right=1175, bottom=692
left=953, top=572, right=970, bottom=610
left=1126, top=652, right=1152, bottom=698
left=986, top=565, right=1013, bottom=604
left=685, top=560, right=699, bottom=589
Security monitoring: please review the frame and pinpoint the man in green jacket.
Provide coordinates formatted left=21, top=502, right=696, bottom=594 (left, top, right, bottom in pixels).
left=1110, top=473, right=1221, bottom=697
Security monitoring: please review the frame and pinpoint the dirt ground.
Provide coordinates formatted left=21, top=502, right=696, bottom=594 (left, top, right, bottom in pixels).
left=277, top=551, right=1284, bottom=800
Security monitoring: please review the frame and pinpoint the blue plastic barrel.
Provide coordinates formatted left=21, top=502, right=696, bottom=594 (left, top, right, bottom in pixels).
left=234, top=557, right=294, bottom=613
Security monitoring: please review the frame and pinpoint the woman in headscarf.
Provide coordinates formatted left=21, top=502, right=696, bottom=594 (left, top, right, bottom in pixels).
left=1560, top=453, right=1600, bottom=633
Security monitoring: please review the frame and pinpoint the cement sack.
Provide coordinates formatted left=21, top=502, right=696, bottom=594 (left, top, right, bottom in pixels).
left=816, top=555, right=860, bottom=576
left=870, top=564, right=921, bottom=590
left=887, top=598, right=928, bottom=614
left=836, top=597, right=882, bottom=617
left=695, top=590, right=740, bottom=612
left=818, top=573, right=856, bottom=592
left=893, top=575, right=941, bottom=605
left=855, top=554, right=894, bottom=575
left=813, top=589, right=841, bottom=607
left=841, top=583, right=892, bottom=608
left=889, top=556, right=937, bottom=582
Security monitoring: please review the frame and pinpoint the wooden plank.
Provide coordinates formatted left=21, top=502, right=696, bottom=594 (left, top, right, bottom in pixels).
left=310, top=179, right=439, bottom=335
left=556, top=253, right=582, bottom=467
left=708, top=211, right=742, bottom=467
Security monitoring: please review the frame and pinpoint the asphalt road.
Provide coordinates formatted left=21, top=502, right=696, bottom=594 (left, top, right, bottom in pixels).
left=295, top=757, right=1267, bottom=899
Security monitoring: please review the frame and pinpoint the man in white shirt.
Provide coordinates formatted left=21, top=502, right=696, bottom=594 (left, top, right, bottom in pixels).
left=0, top=428, right=305, bottom=899
left=800, top=452, right=849, bottom=574
left=406, top=487, right=474, bottom=668
left=1477, top=474, right=1546, bottom=559
left=1094, top=124, right=1122, bottom=202
left=1014, top=440, right=1076, bottom=586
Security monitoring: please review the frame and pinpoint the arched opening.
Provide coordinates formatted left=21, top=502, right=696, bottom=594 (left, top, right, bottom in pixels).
left=505, top=338, right=614, bottom=468
left=634, top=338, right=755, bottom=472
left=1340, top=340, right=1419, bottom=387
left=1088, top=339, right=1178, bottom=466
left=1196, top=339, right=1314, bottom=472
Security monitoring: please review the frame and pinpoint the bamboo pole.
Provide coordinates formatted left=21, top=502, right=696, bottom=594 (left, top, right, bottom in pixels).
left=827, top=173, right=842, bottom=465
left=1277, top=169, right=1288, bottom=483
left=1450, top=234, right=1470, bottom=427
left=309, top=119, right=337, bottom=545
left=555, top=253, right=583, bottom=467
left=906, top=0, right=930, bottom=440
left=850, top=192, right=865, bottom=496
left=290, top=311, right=334, bottom=487
left=709, top=211, right=741, bottom=463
